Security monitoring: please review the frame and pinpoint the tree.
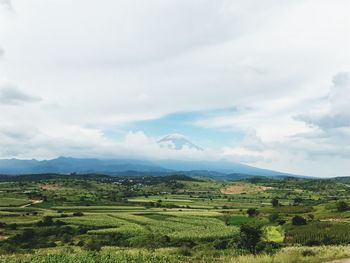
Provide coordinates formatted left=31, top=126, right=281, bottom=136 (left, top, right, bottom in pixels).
left=83, top=238, right=101, bottom=251
left=239, top=224, right=263, bottom=254
left=336, top=201, right=349, bottom=212
left=271, top=198, right=279, bottom=207
left=223, top=215, right=230, bottom=225
left=37, top=216, right=54, bottom=226
left=268, top=213, right=280, bottom=223
left=292, top=215, right=307, bottom=225
left=294, top=197, right=303, bottom=205
left=247, top=208, right=259, bottom=217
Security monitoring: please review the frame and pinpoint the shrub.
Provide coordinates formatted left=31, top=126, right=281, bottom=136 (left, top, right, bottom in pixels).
left=247, top=208, right=259, bottom=217
left=269, top=213, right=280, bottom=223
left=178, top=247, right=192, bottom=256
left=83, top=239, right=101, bottom=251
left=301, top=249, right=316, bottom=257
left=294, top=197, right=303, bottom=205
left=292, top=216, right=307, bottom=226
left=37, top=216, right=54, bottom=226
left=73, top=212, right=84, bottom=216
left=336, top=201, right=349, bottom=212
left=271, top=198, right=279, bottom=207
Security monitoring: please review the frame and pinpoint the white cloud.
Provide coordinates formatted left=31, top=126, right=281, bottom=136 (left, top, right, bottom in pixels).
left=0, top=1, right=349, bottom=176
left=0, top=0, right=11, bottom=9
left=0, top=84, right=41, bottom=105
left=297, top=73, right=350, bottom=129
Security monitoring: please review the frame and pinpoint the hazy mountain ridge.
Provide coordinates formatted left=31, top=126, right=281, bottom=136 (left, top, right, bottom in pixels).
left=0, top=156, right=295, bottom=179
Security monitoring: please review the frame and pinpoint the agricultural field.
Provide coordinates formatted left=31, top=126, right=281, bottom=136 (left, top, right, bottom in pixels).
left=1, top=174, right=350, bottom=262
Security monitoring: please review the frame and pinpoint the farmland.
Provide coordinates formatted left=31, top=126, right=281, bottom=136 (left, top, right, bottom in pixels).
left=1, top=174, right=350, bottom=262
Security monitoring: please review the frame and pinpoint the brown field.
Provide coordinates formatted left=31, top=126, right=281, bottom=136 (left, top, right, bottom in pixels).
left=221, top=183, right=271, bottom=195
left=40, top=184, right=59, bottom=191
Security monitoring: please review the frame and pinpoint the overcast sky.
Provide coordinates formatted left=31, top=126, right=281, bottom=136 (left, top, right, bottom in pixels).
left=0, top=0, right=349, bottom=176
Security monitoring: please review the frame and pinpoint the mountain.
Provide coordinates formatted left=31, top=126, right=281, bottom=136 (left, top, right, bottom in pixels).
left=0, top=157, right=168, bottom=175
left=0, top=156, right=295, bottom=178
left=157, top=134, right=203, bottom=151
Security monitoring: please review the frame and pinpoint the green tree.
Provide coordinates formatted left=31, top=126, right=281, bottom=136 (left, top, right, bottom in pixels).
left=247, top=208, right=258, bottom=217
left=239, top=224, right=263, bottom=254
left=294, top=197, right=303, bottom=205
left=268, top=213, right=280, bottom=223
left=336, top=201, right=349, bottom=212
left=292, top=215, right=307, bottom=225
left=271, top=198, right=279, bottom=207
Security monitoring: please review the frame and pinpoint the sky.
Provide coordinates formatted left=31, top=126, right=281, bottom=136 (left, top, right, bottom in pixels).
left=0, top=0, right=349, bottom=176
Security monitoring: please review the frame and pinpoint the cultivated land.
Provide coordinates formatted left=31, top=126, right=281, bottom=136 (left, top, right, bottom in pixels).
left=1, top=174, right=350, bottom=262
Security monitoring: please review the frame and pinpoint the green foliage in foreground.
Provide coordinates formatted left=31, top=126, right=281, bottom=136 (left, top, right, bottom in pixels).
left=286, top=222, right=350, bottom=245
left=2, top=245, right=350, bottom=263
left=0, top=251, right=183, bottom=263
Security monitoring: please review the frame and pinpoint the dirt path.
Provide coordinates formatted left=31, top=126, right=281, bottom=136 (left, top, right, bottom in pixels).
left=20, top=200, right=43, bottom=208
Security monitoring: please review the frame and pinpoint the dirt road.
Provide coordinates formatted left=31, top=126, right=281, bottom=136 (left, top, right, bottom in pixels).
left=20, top=200, right=43, bottom=208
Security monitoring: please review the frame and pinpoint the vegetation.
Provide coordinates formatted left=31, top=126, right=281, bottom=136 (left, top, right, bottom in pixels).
left=1, top=174, right=350, bottom=262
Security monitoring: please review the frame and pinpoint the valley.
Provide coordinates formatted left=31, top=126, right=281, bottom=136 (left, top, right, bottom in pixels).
left=1, top=173, right=350, bottom=262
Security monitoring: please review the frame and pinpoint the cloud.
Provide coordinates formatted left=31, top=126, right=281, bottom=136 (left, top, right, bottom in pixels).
left=0, top=85, right=41, bottom=105
left=296, top=72, right=350, bottom=130
left=0, top=0, right=11, bottom=9
left=0, top=1, right=349, bottom=176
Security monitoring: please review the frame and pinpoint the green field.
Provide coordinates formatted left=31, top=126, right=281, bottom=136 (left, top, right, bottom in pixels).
left=1, top=174, right=350, bottom=262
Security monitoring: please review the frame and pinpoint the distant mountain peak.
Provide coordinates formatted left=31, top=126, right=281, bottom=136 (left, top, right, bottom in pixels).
left=157, top=133, right=203, bottom=151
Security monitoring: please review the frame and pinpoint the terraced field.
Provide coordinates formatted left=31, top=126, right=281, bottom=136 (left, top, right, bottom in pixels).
left=2, top=174, right=350, bottom=262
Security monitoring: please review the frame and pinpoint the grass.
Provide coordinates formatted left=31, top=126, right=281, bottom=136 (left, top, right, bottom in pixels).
left=0, top=198, right=30, bottom=207
left=231, top=246, right=350, bottom=263
left=227, top=215, right=265, bottom=226
left=1, top=246, right=350, bottom=263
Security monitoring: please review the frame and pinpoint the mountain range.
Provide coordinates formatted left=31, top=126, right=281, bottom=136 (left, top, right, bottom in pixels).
left=0, top=156, right=295, bottom=179
left=0, top=134, right=298, bottom=179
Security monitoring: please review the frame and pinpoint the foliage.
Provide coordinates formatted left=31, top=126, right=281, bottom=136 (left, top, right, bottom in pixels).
left=247, top=208, right=259, bottom=217
left=271, top=198, right=279, bottom=207
left=292, top=216, right=307, bottom=226
left=239, top=224, right=263, bottom=254
left=286, top=222, right=350, bottom=245
left=336, top=201, right=349, bottom=212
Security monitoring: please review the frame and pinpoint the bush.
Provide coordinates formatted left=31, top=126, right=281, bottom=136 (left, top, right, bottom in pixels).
left=256, top=241, right=281, bottom=254
left=294, top=197, right=303, bottom=205
left=336, top=201, right=349, bottom=212
left=292, top=216, right=307, bottom=226
left=277, top=218, right=286, bottom=225
left=212, top=239, right=229, bottom=250
left=178, top=247, right=192, bottom=256
left=271, top=198, right=279, bottom=207
left=83, top=239, right=101, bottom=251
left=0, top=243, right=18, bottom=253
left=301, top=249, right=316, bottom=257
left=247, top=208, right=259, bottom=217
left=37, top=216, right=54, bottom=226
left=73, top=212, right=84, bottom=216
left=269, top=213, right=280, bottom=223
